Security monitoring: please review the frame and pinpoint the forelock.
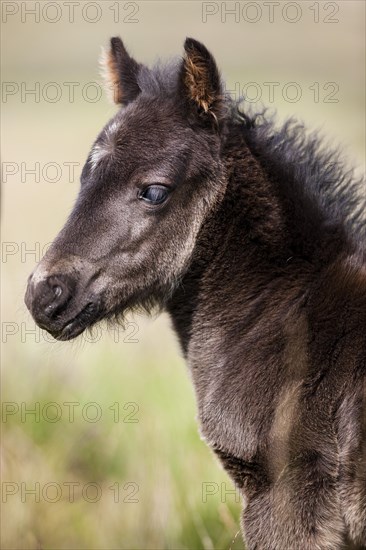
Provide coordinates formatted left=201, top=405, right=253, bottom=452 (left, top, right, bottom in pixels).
left=89, top=57, right=181, bottom=173
left=136, top=57, right=181, bottom=98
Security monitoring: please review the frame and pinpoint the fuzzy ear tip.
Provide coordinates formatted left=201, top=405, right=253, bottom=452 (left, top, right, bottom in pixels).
left=110, top=36, right=124, bottom=52
left=184, top=37, right=196, bottom=48
left=184, top=37, right=200, bottom=49
left=184, top=37, right=210, bottom=57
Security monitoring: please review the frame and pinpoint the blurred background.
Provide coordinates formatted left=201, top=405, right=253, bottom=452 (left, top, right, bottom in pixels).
left=1, top=1, right=365, bottom=548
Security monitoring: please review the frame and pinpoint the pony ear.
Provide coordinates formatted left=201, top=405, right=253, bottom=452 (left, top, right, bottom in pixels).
left=100, top=37, right=142, bottom=105
left=179, top=38, right=224, bottom=124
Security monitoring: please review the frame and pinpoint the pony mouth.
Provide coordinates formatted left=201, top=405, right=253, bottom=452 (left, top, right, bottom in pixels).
left=52, top=301, right=101, bottom=341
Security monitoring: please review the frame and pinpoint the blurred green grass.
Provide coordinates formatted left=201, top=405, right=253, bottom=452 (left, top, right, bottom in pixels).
left=2, top=317, right=243, bottom=549
left=1, top=1, right=365, bottom=548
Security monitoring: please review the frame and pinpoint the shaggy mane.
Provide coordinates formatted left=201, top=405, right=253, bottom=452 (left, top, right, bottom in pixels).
left=231, top=102, right=366, bottom=246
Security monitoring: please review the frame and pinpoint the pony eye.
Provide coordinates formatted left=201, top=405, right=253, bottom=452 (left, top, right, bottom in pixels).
left=139, top=185, right=170, bottom=205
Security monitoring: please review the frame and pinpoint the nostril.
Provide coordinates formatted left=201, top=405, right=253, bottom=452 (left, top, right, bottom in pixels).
left=41, top=277, right=73, bottom=318
left=25, top=272, right=77, bottom=322
left=53, top=285, right=62, bottom=298
left=46, top=281, right=69, bottom=311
